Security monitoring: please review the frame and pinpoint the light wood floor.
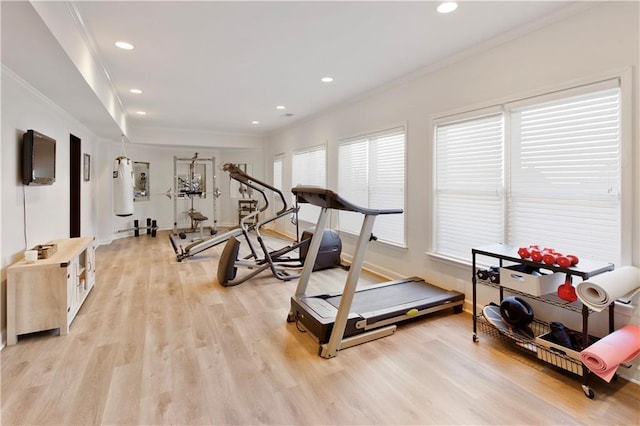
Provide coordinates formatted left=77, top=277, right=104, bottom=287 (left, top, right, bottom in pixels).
left=2, top=231, right=639, bottom=425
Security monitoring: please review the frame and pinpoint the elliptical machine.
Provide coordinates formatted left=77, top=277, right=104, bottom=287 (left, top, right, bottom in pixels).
left=217, top=164, right=341, bottom=286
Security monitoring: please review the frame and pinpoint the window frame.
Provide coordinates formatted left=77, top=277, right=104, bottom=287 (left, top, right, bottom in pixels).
left=271, top=154, right=285, bottom=232
left=292, top=144, right=327, bottom=224
left=430, top=70, right=632, bottom=267
left=337, top=124, right=408, bottom=248
left=432, top=109, right=505, bottom=262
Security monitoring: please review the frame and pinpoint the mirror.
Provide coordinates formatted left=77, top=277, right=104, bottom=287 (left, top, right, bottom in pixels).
left=177, top=163, right=207, bottom=198
left=133, top=161, right=150, bottom=201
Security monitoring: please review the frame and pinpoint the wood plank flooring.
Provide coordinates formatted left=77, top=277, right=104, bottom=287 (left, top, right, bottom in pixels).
left=2, top=231, right=639, bottom=425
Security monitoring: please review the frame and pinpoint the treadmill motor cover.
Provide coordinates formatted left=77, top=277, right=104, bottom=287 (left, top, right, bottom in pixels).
left=300, top=229, right=342, bottom=271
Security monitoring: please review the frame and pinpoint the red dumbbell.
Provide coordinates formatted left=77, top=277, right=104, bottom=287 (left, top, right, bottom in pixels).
left=556, top=253, right=580, bottom=268
left=518, top=247, right=531, bottom=259
left=556, top=256, right=572, bottom=268
left=543, top=251, right=560, bottom=265
left=530, top=249, right=543, bottom=262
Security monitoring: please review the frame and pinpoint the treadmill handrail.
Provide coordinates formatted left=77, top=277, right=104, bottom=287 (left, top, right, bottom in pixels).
left=292, top=186, right=403, bottom=216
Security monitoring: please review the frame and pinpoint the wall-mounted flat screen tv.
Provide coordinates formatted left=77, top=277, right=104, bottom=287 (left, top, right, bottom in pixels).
left=23, top=129, right=56, bottom=185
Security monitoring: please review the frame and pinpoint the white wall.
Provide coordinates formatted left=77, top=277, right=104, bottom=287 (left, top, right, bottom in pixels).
left=265, top=2, right=640, bottom=381
left=96, top=143, right=263, bottom=245
left=0, top=66, right=265, bottom=344
left=130, top=126, right=264, bottom=150
left=1, top=67, right=101, bottom=337
left=1, top=67, right=102, bottom=250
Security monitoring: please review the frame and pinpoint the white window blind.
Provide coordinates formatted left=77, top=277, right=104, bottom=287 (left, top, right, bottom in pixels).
left=433, top=80, right=622, bottom=265
left=434, top=113, right=504, bottom=261
left=338, top=138, right=369, bottom=235
left=507, top=86, right=621, bottom=263
left=292, top=145, right=326, bottom=223
left=338, top=127, right=406, bottom=246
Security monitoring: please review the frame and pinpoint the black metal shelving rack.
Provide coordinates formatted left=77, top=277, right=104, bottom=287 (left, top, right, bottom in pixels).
left=472, top=243, right=615, bottom=399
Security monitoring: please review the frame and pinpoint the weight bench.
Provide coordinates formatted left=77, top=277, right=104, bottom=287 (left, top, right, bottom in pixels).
left=188, top=211, right=208, bottom=238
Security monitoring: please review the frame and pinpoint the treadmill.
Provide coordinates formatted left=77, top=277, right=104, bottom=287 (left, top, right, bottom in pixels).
left=287, top=186, right=464, bottom=358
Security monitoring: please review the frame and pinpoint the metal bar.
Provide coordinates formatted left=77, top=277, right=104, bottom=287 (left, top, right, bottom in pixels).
left=211, top=157, right=218, bottom=233
left=223, top=163, right=290, bottom=217
left=173, top=156, right=178, bottom=234
left=293, top=207, right=329, bottom=298
left=582, top=303, right=589, bottom=385
left=472, top=250, right=477, bottom=336
left=609, top=302, right=614, bottom=333
left=322, top=214, right=377, bottom=358
left=320, top=325, right=396, bottom=356
left=179, top=227, right=245, bottom=259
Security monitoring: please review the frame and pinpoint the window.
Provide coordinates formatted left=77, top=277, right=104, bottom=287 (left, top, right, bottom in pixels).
left=292, top=145, right=326, bottom=223
left=338, top=126, right=406, bottom=246
left=271, top=155, right=286, bottom=232
left=433, top=80, right=622, bottom=265
left=434, top=112, right=505, bottom=259
left=273, top=155, right=284, bottom=210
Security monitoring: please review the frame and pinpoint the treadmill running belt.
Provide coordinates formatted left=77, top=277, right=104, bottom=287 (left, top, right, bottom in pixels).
left=325, top=280, right=452, bottom=314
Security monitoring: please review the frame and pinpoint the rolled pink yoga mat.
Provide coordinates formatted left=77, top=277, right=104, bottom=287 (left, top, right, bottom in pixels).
left=580, top=324, right=640, bottom=382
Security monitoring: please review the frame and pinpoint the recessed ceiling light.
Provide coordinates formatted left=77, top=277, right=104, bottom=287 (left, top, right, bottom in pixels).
left=321, top=76, right=334, bottom=83
left=136, top=111, right=147, bottom=115
left=276, top=105, right=286, bottom=110
left=129, top=89, right=142, bottom=94
left=115, top=41, right=134, bottom=50
left=251, top=121, right=260, bottom=125
left=437, top=2, right=458, bottom=14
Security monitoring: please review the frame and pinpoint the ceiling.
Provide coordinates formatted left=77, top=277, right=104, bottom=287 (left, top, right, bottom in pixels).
left=2, top=1, right=581, bottom=142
